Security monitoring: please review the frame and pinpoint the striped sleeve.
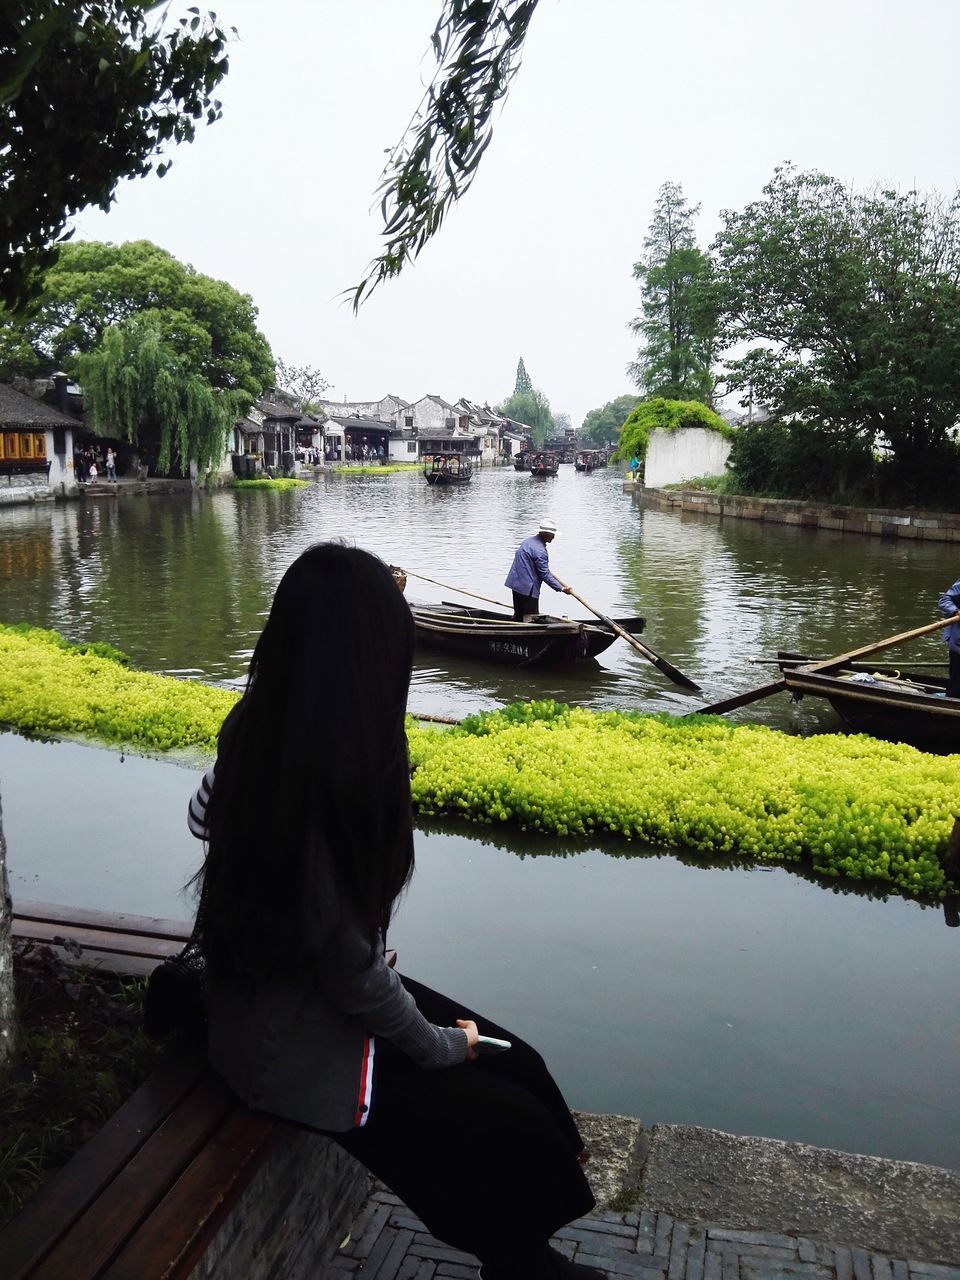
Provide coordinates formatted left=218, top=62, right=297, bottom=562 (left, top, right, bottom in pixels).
left=187, top=767, right=216, bottom=840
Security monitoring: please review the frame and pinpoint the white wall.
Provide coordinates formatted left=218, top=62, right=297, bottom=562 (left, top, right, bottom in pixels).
left=644, top=426, right=732, bottom=488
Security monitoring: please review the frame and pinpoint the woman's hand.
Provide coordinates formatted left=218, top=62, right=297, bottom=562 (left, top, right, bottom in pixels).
left=456, top=1018, right=480, bottom=1060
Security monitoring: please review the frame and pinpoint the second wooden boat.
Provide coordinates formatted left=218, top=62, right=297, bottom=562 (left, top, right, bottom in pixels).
left=777, top=650, right=960, bottom=750
left=424, top=453, right=472, bottom=485
left=410, top=602, right=645, bottom=666
left=529, top=451, right=559, bottom=477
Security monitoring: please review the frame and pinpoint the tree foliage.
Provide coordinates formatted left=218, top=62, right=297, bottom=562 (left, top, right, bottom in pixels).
left=613, top=397, right=731, bottom=464
left=352, top=0, right=539, bottom=307
left=629, top=182, right=717, bottom=404
left=580, top=394, right=642, bottom=445
left=0, top=2, right=231, bottom=312
left=274, top=359, right=330, bottom=413
left=76, top=313, right=240, bottom=475
left=0, top=239, right=273, bottom=397
left=714, top=165, right=960, bottom=501
left=514, top=356, right=532, bottom=395
left=725, top=418, right=878, bottom=504
left=497, top=386, right=554, bottom=446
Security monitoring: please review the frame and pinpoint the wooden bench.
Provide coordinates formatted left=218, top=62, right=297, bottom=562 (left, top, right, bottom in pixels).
left=4, top=903, right=369, bottom=1279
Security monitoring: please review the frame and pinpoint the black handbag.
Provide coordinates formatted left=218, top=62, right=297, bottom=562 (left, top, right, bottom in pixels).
left=144, top=890, right=209, bottom=1041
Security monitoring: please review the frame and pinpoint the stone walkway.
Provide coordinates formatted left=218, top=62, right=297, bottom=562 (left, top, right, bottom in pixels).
left=330, top=1185, right=960, bottom=1279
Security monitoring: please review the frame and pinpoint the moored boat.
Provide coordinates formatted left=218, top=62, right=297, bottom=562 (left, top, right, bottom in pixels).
left=424, top=453, right=472, bottom=485
left=776, top=650, right=960, bottom=750
left=410, top=601, right=645, bottom=666
left=529, top=451, right=559, bottom=477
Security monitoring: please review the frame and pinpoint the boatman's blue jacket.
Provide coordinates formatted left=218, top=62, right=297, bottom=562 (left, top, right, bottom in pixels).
left=504, top=534, right=564, bottom=597
left=938, top=579, right=960, bottom=652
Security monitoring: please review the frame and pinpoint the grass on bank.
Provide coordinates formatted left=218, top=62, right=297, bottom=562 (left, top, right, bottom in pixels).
left=335, top=463, right=421, bottom=475
left=1, top=626, right=958, bottom=900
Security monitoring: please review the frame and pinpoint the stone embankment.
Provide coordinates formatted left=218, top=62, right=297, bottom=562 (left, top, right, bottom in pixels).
left=632, top=483, right=960, bottom=544
left=333, top=1114, right=960, bottom=1276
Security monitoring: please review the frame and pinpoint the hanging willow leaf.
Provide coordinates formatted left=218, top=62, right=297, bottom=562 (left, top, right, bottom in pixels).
left=350, top=0, right=539, bottom=309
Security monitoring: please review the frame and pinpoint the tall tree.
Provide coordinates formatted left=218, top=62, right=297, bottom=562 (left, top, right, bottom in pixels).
left=514, top=357, right=532, bottom=395
left=714, top=165, right=960, bottom=498
left=580, top=394, right=642, bottom=445
left=77, top=313, right=242, bottom=475
left=629, top=182, right=717, bottom=405
left=497, top=386, right=554, bottom=446
left=0, top=2, right=230, bottom=312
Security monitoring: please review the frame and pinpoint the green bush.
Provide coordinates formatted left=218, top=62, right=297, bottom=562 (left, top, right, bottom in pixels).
left=614, top=398, right=732, bottom=465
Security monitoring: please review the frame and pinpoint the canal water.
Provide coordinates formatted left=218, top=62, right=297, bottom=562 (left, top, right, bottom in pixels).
left=1, top=469, right=958, bottom=1168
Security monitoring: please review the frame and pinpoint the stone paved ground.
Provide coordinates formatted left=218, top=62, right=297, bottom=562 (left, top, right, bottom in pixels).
left=330, top=1185, right=960, bottom=1279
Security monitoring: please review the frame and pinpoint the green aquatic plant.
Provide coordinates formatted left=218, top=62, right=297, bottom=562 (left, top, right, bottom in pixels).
left=407, top=702, right=960, bottom=900
left=231, top=478, right=308, bottom=490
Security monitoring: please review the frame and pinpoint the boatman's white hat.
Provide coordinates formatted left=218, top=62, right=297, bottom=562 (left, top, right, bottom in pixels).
left=538, top=517, right=558, bottom=534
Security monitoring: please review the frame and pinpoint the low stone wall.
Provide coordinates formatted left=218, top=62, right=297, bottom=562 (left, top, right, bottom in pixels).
left=638, top=486, right=960, bottom=542
left=0, top=472, right=54, bottom=506
left=192, top=1124, right=367, bottom=1279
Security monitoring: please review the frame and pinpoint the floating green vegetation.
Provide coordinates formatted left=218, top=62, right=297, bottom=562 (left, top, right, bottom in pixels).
left=1, top=630, right=956, bottom=900
left=231, top=477, right=308, bottom=490
left=407, top=700, right=960, bottom=900
left=0, top=624, right=237, bottom=753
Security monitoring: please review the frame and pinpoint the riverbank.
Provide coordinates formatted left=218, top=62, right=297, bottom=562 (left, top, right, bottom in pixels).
left=635, top=483, right=960, bottom=543
left=338, top=1119, right=960, bottom=1272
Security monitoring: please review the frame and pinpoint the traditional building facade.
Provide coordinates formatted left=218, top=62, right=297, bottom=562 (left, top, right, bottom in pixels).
left=0, top=382, right=80, bottom=503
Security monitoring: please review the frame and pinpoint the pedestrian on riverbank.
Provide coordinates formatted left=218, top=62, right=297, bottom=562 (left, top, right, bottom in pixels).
left=188, top=544, right=601, bottom=1280
left=105, top=448, right=117, bottom=481
left=504, top=518, right=572, bottom=620
left=937, top=577, right=960, bottom=696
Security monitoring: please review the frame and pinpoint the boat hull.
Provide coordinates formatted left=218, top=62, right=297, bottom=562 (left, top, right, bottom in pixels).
left=777, top=652, right=960, bottom=751
left=425, top=470, right=471, bottom=485
left=411, top=603, right=645, bottom=666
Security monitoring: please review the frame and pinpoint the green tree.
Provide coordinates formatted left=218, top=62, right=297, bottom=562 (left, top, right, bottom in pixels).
left=580, top=394, right=642, bottom=445
left=0, top=2, right=230, bottom=312
left=714, top=165, right=960, bottom=501
left=514, top=356, right=532, bottom=394
left=76, top=313, right=243, bottom=475
left=497, top=386, right=554, bottom=446
left=629, top=182, right=717, bottom=404
left=613, top=397, right=731, bottom=465
left=274, top=359, right=330, bottom=413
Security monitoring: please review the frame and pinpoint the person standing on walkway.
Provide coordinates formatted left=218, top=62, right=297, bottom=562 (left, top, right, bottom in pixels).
left=504, top=518, right=572, bottom=620
left=105, top=448, right=117, bottom=481
left=938, top=577, right=960, bottom=696
left=188, top=545, right=602, bottom=1280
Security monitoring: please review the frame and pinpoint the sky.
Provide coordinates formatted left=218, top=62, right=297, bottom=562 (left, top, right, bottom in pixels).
left=71, top=0, right=960, bottom=427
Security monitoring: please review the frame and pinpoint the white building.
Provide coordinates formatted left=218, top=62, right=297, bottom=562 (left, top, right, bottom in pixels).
left=0, top=382, right=80, bottom=503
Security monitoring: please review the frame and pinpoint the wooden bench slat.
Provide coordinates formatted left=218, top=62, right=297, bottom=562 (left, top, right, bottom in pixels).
left=2, top=1051, right=209, bottom=1280
left=35, top=1073, right=237, bottom=1278
left=13, top=900, right=192, bottom=943
left=101, top=1109, right=279, bottom=1280
left=13, top=919, right=184, bottom=961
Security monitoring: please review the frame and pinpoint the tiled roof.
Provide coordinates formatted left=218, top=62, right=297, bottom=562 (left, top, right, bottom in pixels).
left=0, top=383, right=79, bottom=428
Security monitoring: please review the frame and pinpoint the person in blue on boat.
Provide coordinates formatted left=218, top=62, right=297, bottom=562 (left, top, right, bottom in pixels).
left=505, top=517, right=572, bottom=619
left=937, top=577, right=960, bottom=696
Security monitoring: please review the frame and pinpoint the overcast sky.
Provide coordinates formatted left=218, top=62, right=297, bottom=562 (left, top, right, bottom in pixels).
left=71, top=0, right=960, bottom=426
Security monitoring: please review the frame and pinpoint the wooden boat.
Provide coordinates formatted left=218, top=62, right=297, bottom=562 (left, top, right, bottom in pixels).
left=776, top=650, right=960, bottom=750
left=513, top=451, right=530, bottom=471
left=424, top=453, right=472, bottom=485
left=529, top=451, right=559, bottom=477
left=410, top=602, right=646, bottom=666
left=575, top=450, right=599, bottom=472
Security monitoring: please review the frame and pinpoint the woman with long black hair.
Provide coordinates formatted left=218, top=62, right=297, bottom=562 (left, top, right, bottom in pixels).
left=190, top=543, right=602, bottom=1280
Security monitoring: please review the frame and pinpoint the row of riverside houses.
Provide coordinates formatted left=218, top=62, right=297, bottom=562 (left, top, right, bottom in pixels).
left=232, top=392, right=530, bottom=470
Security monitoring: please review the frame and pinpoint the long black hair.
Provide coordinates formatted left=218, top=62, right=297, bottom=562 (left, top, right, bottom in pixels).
left=196, top=543, right=416, bottom=981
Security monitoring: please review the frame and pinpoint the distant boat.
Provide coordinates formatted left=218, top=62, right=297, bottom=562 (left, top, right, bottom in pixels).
left=409, top=602, right=646, bottom=666
left=575, top=450, right=600, bottom=472
left=424, top=453, right=472, bottom=486
left=529, top=451, right=559, bottom=477
left=513, top=451, right=530, bottom=471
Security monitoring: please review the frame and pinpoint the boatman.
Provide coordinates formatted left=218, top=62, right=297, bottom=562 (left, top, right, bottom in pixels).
left=937, top=576, right=960, bottom=697
left=505, top=517, right=572, bottom=620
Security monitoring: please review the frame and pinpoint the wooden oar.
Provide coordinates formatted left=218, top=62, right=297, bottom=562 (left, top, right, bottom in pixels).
left=691, top=614, right=960, bottom=716
left=556, top=580, right=701, bottom=692
left=399, top=568, right=512, bottom=612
